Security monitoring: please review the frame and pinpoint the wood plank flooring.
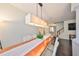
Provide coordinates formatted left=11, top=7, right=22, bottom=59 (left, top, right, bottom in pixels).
left=41, top=39, right=72, bottom=56
left=56, top=39, right=72, bottom=56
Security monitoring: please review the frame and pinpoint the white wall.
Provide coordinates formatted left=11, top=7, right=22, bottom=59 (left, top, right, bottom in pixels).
left=72, top=6, right=79, bottom=56
left=64, top=20, right=76, bottom=39
left=76, top=8, right=79, bottom=42
left=56, top=20, right=76, bottom=39
left=72, top=39, right=79, bottom=56
left=0, top=4, right=39, bottom=48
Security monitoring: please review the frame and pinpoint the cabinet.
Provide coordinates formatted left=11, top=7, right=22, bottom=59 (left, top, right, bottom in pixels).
left=72, top=3, right=79, bottom=56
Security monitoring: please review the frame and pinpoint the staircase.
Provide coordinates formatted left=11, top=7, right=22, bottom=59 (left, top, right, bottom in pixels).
left=56, top=27, right=64, bottom=38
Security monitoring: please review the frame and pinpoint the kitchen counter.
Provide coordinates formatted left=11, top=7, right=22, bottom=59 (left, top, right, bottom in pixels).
left=0, top=34, right=51, bottom=56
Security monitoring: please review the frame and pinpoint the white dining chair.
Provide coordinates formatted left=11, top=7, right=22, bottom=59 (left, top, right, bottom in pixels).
left=52, top=37, right=59, bottom=56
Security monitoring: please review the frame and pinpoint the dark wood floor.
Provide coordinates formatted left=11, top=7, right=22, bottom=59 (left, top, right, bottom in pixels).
left=56, top=39, right=72, bottom=56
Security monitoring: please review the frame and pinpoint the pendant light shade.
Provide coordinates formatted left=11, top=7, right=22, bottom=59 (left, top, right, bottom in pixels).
left=25, top=13, right=48, bottom=28
left=38, top=3, right=43, bottom=7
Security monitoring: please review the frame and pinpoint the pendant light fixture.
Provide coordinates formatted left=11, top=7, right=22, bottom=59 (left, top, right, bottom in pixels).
left=25, top=3, right=48, bottom=28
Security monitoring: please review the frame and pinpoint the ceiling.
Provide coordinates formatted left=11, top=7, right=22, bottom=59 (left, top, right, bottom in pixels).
left=10, top=3, right=75, bottom=24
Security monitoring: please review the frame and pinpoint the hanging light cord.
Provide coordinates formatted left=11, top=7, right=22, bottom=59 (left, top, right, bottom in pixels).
left=38, top=3, right=43, bottom=19
left=41, top=5, right=42, bottom=19
left=36, top=3, right=38, bottom=16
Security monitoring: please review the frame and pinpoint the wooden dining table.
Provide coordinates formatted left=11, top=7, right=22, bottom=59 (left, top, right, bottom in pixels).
left=0, top=34, right=52, bottom=56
